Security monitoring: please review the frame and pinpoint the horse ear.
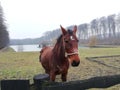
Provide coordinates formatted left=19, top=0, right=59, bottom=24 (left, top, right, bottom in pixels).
left=60, top=25, right=67, bottom=35
left=73, top=25, right=77, bottom=34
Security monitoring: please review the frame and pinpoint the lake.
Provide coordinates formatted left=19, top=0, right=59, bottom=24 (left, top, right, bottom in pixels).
left=10, top=44, right=41, bottom=52
left=10, top=45, right=88, bottom=52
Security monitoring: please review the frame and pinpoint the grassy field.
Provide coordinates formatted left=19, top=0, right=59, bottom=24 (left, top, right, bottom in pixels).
left=0, top=47, right=120, bottom=89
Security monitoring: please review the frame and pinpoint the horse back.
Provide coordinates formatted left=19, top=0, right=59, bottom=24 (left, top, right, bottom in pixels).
left=40, top=46, right=53, bottom=60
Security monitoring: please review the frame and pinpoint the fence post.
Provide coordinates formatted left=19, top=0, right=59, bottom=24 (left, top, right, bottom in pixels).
left=33, top=74, right=49, bottom=90
left=1, top=80, right=30, bottom=90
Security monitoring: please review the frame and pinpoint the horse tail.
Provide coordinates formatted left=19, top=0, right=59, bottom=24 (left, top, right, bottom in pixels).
left=39, top=49, right=43, bottom=62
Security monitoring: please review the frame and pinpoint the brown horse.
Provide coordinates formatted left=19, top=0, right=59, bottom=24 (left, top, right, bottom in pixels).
left=39, top=25, right=80, bottom=82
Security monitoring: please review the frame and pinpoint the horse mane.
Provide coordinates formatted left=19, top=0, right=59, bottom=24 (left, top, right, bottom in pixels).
left=52, top=34, right=65, bottom=61
left=56, top=34, right=63, bottom=44
left=68, top=29, right=73, bottom=35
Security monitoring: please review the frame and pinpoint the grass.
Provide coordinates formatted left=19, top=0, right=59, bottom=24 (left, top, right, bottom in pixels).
left=0, top=51, right=44, bottom=83
left=0, top=47, right=120, bottom=89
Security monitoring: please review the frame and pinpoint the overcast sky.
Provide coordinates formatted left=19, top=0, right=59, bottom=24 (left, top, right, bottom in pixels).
left=1, top=0, right=120, bottom=39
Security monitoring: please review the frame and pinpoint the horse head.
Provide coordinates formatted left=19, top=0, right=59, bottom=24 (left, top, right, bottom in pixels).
left=60, top=25, right=80, bottom=67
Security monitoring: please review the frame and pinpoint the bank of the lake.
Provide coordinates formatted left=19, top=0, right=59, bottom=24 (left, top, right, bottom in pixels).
left=10, top=44, right=41, bottom=52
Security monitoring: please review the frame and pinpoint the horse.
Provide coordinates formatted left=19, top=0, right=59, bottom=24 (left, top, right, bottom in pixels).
left=39, top=25, right=80, bottom=82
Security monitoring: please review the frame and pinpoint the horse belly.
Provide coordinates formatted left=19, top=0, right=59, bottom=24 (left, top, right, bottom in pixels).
left=40, top=47, right=53, bottom=73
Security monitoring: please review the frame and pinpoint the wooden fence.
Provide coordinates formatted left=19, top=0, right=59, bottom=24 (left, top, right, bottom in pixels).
left=0, top=74, right=120, bottom=90
left=86, top=55, right=120, bottom=69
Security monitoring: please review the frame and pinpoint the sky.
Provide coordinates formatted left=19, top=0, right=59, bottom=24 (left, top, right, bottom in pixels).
left=1, top=0, right=120, bottom=39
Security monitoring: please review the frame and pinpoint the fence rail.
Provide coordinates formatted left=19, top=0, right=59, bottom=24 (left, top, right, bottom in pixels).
left=86, top=55, right=120, bottom=69
left=1, top=74, right=120, bottom=90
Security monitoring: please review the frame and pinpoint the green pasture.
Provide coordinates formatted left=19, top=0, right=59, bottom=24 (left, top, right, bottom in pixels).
left=0, top=47, right=120, bottom=89
left=0, top=51, right=44, bottom=81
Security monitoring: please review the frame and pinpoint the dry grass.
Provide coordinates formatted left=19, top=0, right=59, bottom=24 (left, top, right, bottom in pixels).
left=0, top=51, right=44, bottom=83
left=0, top=47, right=120, bottom=89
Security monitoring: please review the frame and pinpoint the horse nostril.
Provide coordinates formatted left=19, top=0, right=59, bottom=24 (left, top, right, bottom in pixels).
left=72, top=60, right=80, bottom=67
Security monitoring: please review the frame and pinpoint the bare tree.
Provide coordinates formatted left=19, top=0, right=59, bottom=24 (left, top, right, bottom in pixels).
left=90, top=19, right=99, bottom=36
left=78, top=23, right=89, bottom=40
left=116, top=13, right=120, bottom=37
left=99, top=17, right=108, bottom=39
left=0, top=3, right=9, bottom=49
left=107, top=14, right=116, bottom=38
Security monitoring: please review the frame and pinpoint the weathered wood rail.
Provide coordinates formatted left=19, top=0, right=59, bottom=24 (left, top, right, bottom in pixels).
left=33, top=74, right=120, bottom=90
left=0, top=80, right=30, bottom=90
left=86, top=55, right=120, bottom=69
left=0, top=74, right=120, bottom=90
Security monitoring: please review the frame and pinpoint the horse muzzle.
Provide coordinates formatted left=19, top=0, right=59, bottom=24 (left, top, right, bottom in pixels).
left=71, top=60, right=80, bottom=67
left=66, top=51, right=80, bottom=67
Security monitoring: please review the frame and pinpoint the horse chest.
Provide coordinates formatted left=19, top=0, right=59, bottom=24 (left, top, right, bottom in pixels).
left=55, top=62, right=69, bottom=74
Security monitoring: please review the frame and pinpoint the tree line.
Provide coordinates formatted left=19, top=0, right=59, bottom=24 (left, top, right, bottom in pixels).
left=36, top=13, right=120, bottom=46
left=10, top=13, right=120, bottom=46
left=10, top=12, right=120, bottom=46
left=78, top=14, right=120, bottom=45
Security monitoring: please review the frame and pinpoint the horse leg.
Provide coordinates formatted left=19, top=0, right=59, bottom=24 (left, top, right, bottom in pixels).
left=61, top=72, right=67, bottom=82
left=50, top=71, right=56, bottom=82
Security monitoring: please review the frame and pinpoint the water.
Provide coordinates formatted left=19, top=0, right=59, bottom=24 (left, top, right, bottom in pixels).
left=10, top=45, right=88, bottom=52
left=10, top=44, right=41, bottom=52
